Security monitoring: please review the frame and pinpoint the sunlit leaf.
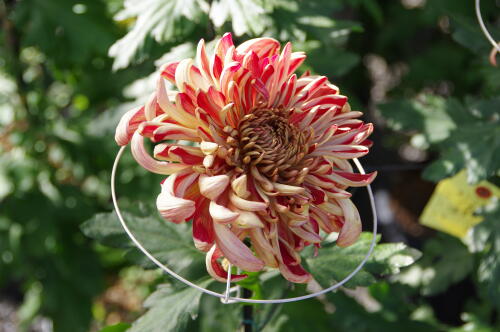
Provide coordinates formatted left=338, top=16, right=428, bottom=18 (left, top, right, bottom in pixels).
left=397, top=234, right=473, bottom=296
left=380, top=95, right=500, bottom=183
left=210, top=0, right=268, bottom=36
left=109, top=0, right=208, bottom=70
left=469, top=201, right=500, bottom=310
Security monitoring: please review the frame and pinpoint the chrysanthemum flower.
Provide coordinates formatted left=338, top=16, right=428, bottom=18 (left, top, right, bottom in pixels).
left=115, top=33, right=376, bottom=283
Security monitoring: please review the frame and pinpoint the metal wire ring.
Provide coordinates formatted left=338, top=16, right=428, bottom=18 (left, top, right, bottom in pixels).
left=111, top=145, right=378, bottom=304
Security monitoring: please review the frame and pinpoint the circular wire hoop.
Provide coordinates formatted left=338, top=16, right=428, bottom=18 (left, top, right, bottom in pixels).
left=111, top=145, right=378, bottom=304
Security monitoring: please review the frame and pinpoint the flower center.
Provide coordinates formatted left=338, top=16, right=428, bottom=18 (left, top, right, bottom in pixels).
left=224, top=109, right=312, bottom=184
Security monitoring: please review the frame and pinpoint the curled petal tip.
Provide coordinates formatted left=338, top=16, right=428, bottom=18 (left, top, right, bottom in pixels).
left=235, top=211, right=264, bottom=228
left=131, top=132, right=190, bottom=175
left=156, top=192, right=195, bottom=224
left=206, top=245, right=248, bottom=283
left=209, top=201, right=239, bottom=224
left=336, top=199, right=362, bottom=247
left=231, top=174, right=250, bottom=198
left=199, top=174, right=230, bottom=200
left=115, top=106, right=145, bottom=146
left=200, top=141, right=219, bottom=155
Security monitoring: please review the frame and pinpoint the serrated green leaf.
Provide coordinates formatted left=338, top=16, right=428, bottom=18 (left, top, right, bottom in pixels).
left=129, top=278, right=213, bottom=332
left=307, top=233, right=420, bottom=289
left=368, top=243, right=422, bottom=275
left=109, top=0, right=208, bottom=70
left=209, top=0, right=268, bottom=36
left=81, top=210, right=204, bottom=275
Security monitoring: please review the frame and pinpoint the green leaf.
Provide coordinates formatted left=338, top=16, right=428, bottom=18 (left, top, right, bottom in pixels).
left=306, top=233, right=420, bottom=289
left=109, top=0, right=208, bottom=70
left=397, top=234, right=473, bottom=296
left=367, top=242, right=423, bottom=275
left=325, top=286, right=438, bottom=332
left=380, top=95, right=500, bottom=183
left=99, top=323, right=131, bottom=332
left=209, top=0, right=268, bottom=36
left=81, top=210, right=205, bottom=276
left=17, top=281, right=43, bottom=329
left=378, top=95, right=456, bottom=146
left=129, top=278, right=213, bottom=332
left=469, top=201, right=500, bottom=310
left=196, top=293, right=241, bottom=332
left=262, top=291, right=335, bottom=332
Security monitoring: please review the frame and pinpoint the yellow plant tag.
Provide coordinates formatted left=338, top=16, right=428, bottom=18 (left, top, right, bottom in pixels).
left=420, top=170, right=499, bottom=238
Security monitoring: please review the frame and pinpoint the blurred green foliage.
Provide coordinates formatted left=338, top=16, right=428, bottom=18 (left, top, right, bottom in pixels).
left=0, top=0, right=499, bottom=331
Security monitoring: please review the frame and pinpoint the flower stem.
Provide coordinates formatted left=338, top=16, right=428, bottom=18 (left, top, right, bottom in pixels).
left=242, top=288, right=253, bottom=332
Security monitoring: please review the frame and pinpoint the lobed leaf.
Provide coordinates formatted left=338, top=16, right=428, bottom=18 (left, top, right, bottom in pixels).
left=81, top=210, right=204, bottom=275
left=307, top=233, right=421, bottom=289
left=129, top=279, right=213, bottom=332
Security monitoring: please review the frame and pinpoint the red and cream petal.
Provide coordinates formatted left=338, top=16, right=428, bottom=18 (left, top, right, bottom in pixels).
left=154, top=144, right=204, bottom=165
left=336, top=199, right=362, bottom=247
left=192, top=199, right=214, bottom=251
left=115, top=106, right=145, bottom=146
left=156, top=76, right=198, bottom=128
left=199, top=174, right=230, bottom=200
left=270, top=224, right=311, bottom=283
left=131, top=132, right=191, bottom=175
left=156, top=173, right=196, bottom=224
left=206, top=245, right=248, bottom=282
left=213, top=222, right=265, bottom=272
left=229, top=192, right=268, bottom=211
left=236, top=37, right=280, bottom=58
left=328, top=170, right=377, bottom=187
left=209, top=201, right=239, bottom=224
left=249, top=228, right=279, bottom=267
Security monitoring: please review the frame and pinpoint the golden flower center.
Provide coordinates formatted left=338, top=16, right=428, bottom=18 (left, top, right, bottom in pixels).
left=224, top=109, right=312, bottom=184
